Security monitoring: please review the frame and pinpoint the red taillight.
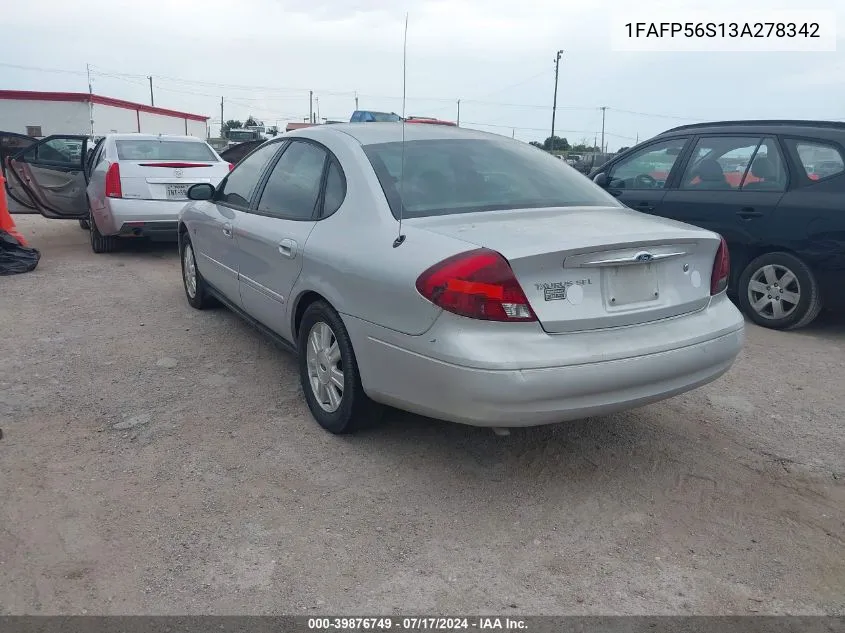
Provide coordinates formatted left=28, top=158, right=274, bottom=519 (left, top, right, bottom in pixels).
left=415, top=248, right=536, bottom=322
left=105, top=162, right=122, bottom=198
left=228, top=162, right=235, bottom=172
left=710, top=237, right=730, bottom=295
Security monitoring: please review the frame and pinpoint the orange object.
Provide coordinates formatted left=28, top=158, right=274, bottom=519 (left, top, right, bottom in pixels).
left=0, top=170, right=29, bottom=247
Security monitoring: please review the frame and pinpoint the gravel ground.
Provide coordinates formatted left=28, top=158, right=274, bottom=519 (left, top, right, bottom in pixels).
left=1, top=215, right=844, bottom=615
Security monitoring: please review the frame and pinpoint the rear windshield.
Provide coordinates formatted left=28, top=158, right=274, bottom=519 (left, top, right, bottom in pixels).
left=115, top=140, right=217, bottom=161
left=363, top=138, right=618, bottom=219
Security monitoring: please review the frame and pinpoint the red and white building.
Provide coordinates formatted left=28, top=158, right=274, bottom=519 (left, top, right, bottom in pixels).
left=0, top=90, right=209, bottom=138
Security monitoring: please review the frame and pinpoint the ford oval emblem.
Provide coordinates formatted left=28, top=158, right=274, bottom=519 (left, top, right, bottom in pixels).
left=635, top=252, right=654, bottom=262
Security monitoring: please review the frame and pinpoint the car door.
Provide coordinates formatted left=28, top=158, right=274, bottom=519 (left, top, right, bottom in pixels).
left=6, top=135, right=90, bottom=218
left=190, top=140, right=284, bottom=305
left=598, top=136, right=691, bottom=215
left=659, top=135, right=788, bottom=253
left=237, top=139, right=333, bottom=336
left=0, top=131, right=38, bottom=212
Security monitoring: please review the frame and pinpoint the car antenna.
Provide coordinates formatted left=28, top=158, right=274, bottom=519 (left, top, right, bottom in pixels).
left=393, top=12, right=409, bottom=249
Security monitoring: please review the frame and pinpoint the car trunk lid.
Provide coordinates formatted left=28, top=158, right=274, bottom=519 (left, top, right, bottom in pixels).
left=118, top=161, right=228, bottom=201
left=408, top=206, right=720, bottom=333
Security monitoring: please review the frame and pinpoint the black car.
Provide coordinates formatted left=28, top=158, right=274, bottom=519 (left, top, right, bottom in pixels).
left=591, top=120, right=845, bottom=330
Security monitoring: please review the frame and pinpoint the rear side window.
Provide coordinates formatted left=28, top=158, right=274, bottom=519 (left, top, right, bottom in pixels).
left=116, top=140, right=217, bottom=161
left=322, top=160, right=346, bottom=217
left=787, top=139, right=845, bottom=181
left=256, top=141, right=327, bottom=219
left=680, top=136, right=787, bottom=191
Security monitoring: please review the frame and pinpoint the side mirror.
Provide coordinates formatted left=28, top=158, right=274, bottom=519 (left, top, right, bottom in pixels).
left=593, top=172, right=609, bottom=187
left=187, top=183, right=215, bottom=201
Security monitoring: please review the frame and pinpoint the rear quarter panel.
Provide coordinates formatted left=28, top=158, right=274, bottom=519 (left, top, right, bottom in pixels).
left=773, top=176, right=845, bottom=309
left=288, top=131, right=469, bottom=338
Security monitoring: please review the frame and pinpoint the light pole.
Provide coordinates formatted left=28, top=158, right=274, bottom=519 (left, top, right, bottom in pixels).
left=551, top=50, right=563, bottom=153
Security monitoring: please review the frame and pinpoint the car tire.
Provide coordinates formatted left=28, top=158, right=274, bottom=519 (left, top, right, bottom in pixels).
left=180, top=233, right=215, bottom=310
left=78, top=218, right=90, bottom=230
left=297, top=300, right=383, bottom=434
left=737, top=252, right=822, bottom=330
left=89, top=213, right=118, bottom=253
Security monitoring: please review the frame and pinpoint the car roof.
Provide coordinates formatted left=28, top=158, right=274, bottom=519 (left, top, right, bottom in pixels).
left=289, top=122, right=505, bottom=146
left=106, top=133, right=206, bottom=142
left=659, top=120, right=845, bottom=138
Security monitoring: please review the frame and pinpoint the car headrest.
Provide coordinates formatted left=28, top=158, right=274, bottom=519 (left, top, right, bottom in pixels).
left=750, top=157, right=775, bottom=179
left=697, top=159, right=725, bottom=182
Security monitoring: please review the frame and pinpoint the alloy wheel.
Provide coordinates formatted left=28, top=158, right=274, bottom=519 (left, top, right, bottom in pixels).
left=306, top=321, right=344, bottom=413
left=183, top=243, right=198, bottom=299
left=747, top=264, right=801, bottom=320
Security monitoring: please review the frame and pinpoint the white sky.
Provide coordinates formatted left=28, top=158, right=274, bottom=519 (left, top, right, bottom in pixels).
left=2, top=0, right=843, bottom=150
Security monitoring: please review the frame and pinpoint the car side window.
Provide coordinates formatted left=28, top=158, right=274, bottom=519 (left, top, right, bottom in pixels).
left=322, top=159, right=346, bottom=217
left=215, top=141, right=281, bottom=208
left=608, top=138, right=688, bottom=189
left=24, top=138, right=79, bottom=166
left=786, top=139, right=845, bottom=182
left=740, top=137, right=787, bottom=191
left=680, top=136, right=761, bottom=191
left=256, top=141, right=327, bottom=220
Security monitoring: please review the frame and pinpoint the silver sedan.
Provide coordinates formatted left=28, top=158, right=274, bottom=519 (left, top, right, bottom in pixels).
left=178, top=123, right=744, bottom=434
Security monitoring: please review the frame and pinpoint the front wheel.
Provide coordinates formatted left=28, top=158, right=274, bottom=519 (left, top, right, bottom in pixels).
left=297, top=300, right=383, bottom=434
left=737, top=252, right=822, bottom=330
left=180, top=234, right=215, bottom=309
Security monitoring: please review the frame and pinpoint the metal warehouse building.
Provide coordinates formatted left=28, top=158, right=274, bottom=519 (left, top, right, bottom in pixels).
left=0, top=90, right=209, bottom=138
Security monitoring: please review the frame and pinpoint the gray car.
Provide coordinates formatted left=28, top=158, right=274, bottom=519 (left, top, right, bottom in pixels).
left=178, top=123, right=744, bottom=434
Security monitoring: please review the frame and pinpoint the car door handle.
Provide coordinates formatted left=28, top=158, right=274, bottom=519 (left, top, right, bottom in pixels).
left=635, top=201, right=655, bottom=212
left=278, top=238, right=297, bottom=259
left=736, top=208, right=763, bottom=219
left=222, top=222, right=233, bottom=238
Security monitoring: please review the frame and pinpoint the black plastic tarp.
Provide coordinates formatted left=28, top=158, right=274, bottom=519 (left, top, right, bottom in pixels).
left=0, top=230, right=40, bottom=275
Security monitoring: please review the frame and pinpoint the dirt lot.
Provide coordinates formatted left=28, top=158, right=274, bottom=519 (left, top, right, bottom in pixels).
left=1, top=215, right=844, bottom=615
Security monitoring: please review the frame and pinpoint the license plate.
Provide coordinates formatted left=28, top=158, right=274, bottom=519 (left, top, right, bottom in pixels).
left=606, top=264, right=659, bottom=306
left=166, top=184, right=189, bottom=199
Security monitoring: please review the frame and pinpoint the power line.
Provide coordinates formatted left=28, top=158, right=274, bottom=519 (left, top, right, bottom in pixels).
left=5, top=61, right=708, bottom=126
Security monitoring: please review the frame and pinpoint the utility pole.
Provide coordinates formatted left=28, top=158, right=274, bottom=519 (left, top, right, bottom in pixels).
left=315, top=97, right=320, bottom=123
left=220, top=97, right=224, bottom=138
left=512, top=128, right=515, bottom=139
left=355, top=91, right=359, bottom=110
left=456, top=99, right=461, bottom=126
left=550, top=49, right=563, bottom=153
left=600, top=106, right=607, bottom=154
left=86, top=63, right=94, bottom=136
left=309, top=91, right=314, bottom=124
left=148, top=76, right=154, bottom=106
left=636, top=132, right=639, bottom=144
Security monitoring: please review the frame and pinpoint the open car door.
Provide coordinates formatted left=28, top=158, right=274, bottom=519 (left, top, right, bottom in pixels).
left=0, top=131, right=39, bottom=212
left=7, top=135, right=89, bottom=219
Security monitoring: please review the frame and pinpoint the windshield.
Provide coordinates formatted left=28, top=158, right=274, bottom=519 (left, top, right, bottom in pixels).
left=228, top=131, right=257, bottom=141
left=363, top=138, right=619, bottom=219
left=116, top=140, right=217, bottom=161
left=371, top=112, right=402, bottom=122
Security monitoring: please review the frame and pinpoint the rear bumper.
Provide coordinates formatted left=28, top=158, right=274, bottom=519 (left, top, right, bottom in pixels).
left=345, top=294, right=745, bottom=427
left=95, top=198, right=189, bottom=236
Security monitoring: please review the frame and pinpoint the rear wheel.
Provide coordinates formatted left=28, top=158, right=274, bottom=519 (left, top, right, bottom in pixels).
left=737, top=252, right=822, bottom=330
left=297, top=300, right=383, bottom=434
left=89, top=212, right=118, bottom=254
